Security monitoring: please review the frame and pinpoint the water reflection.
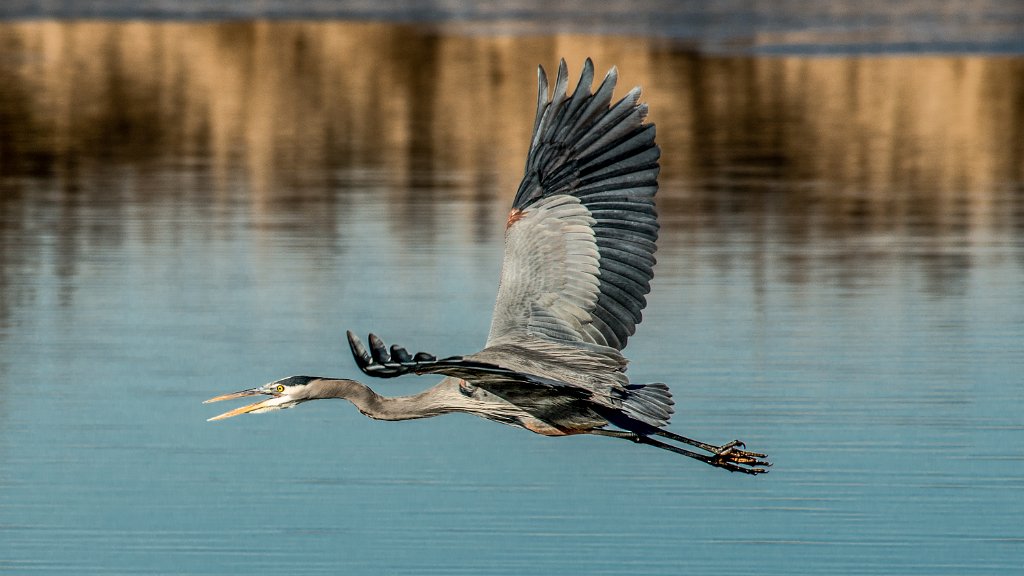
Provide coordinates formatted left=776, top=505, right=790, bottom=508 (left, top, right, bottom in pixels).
left=1, top=21, right=1020, bottom=260
left=1, top=20, right=1022, bottom=345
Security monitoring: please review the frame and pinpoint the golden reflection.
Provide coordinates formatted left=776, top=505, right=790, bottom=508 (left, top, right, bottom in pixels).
left=0, top=20, right=1021, bottom=259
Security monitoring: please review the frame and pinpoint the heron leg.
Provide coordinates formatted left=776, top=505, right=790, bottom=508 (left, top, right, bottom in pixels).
left=654, top=429, right=768, bottom=462
left=591, top=429, right=769, bottom=475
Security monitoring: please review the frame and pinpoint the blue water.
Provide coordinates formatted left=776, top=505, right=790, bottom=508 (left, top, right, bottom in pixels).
left=0, top=19, right=1022, bottom=575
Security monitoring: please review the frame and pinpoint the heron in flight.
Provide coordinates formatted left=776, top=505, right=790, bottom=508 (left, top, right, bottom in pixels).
left=206, top=59, right=769, bottom=474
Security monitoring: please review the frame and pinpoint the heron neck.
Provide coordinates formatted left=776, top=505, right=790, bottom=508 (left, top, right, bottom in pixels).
left=319, top=378, right=454, bottom=421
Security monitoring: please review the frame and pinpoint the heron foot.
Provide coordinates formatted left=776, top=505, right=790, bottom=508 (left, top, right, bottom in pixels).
left=594, top=429, right=771, bottom=475
left=708, top=440, right=771, bottom=475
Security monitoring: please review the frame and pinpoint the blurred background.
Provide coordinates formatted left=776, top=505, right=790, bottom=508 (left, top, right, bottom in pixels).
left=1, top=3, right=1022, bottom=575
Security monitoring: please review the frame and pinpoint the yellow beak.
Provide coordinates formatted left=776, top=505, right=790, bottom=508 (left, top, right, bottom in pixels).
left=204, top=388, right=274, bottom=421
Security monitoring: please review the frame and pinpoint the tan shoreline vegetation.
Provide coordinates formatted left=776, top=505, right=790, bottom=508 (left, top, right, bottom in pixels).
left=1, top=20, right=1021, bottom=239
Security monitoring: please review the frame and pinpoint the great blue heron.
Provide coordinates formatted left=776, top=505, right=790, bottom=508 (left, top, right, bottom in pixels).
left=206, top=59, right=770, bottom=474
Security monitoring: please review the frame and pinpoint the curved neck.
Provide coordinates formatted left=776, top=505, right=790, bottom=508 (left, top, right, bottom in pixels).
left=315, top=378, right=457, bottom=421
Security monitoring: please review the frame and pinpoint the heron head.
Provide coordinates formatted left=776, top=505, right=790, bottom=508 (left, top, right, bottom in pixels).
left=204, top=375, right=322, bottom=421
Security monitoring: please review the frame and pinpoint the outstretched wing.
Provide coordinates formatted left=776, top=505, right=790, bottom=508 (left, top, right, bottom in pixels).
left=343, top=62, right=670, bottom=429
left=487, top=59, right=659, bottom=351
left=347, top=331, right=587, bottom=391
left=347, top=331, right=673, bottom=428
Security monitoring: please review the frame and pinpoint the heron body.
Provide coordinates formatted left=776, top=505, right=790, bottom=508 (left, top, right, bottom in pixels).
left=206, top=59, right=769, bottom=474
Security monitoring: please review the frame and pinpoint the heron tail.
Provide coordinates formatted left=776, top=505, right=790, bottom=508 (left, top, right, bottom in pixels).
left=621, top=382, right=674, bottom=429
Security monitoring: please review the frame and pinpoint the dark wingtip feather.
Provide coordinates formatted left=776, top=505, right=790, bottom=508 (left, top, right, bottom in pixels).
left=554, top=59, right=569, bottom=99
left=390, top=345, right=412, bottom=363
left=347, top=332, right=440, bottom=378
left=347, top=330, right=372, bottom=367
left=369, top=333, right=391, bottom=364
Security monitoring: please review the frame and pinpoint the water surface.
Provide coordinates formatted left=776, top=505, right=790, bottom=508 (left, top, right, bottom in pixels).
left=1, top=19, right=1022, bottom=575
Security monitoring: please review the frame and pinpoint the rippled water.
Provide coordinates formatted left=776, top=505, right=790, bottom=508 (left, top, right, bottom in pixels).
left=1, top=18, right=1023, bottom=575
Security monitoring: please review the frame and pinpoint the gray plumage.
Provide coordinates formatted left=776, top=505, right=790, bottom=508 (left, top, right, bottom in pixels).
left=206, top=59, right=769, bottom=475
left=496, top=58, right=660, bottom=351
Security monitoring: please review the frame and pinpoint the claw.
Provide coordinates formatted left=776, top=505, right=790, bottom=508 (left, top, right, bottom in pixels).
left=711, top=456, right=770, bottom=475
left=714, top=440, right=765, bottom=459
left=708, top=439, right=771, bottom=475
left=721, top=439, right=746, bottom=450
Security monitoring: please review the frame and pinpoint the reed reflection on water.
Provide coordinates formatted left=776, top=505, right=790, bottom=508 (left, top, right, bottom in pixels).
left=0, top=20, right=1022, bottom=575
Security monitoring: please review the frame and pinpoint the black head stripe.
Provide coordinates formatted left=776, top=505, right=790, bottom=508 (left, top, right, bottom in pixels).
left=276, top=375, right=319, bottom=387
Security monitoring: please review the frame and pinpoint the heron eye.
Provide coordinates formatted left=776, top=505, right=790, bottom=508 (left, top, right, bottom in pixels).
left=275, top=385, right=285, bottom=393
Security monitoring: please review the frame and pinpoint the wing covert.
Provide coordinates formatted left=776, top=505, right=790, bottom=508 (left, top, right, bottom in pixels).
left=487, top=59, right=660, bottom=351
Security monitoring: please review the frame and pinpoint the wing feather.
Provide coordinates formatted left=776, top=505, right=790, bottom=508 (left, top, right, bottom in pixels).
left=487, top=59, right=660, bottom=352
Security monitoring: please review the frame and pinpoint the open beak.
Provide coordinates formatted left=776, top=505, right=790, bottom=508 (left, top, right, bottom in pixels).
left=204, top=388, right=276, bottom=421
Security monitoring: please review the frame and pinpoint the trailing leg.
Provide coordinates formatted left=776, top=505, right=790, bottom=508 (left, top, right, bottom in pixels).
left=591, top=429, right=770, bottom=475
left=654, top=429, right=769, bottom=465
